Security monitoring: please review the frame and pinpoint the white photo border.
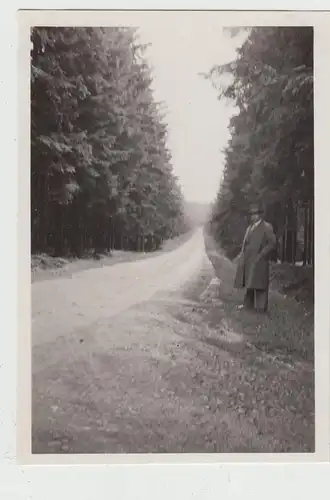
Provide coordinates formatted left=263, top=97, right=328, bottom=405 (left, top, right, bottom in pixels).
left=1, top=1, right=330, bottom=499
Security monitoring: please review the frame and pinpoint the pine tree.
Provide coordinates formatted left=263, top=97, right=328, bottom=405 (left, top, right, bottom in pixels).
left=206, top=27, right=313, bottom=261
left=31, top=27, right=187, bottom=257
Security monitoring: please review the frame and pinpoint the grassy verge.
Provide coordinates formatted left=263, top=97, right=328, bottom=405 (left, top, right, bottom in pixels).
left=31, top=229, right=195, bottom=283
left=169, top=229, right=315, bottom=452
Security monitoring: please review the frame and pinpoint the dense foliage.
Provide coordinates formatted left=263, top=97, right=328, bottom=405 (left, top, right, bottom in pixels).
left=31, top=27, right=187, bottom=257
left=207, top=27, right=314, bottom=260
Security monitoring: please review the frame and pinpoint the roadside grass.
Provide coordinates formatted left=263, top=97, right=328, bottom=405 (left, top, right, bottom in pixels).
left=169, top=230, right=315, bottom=452
left=31, top=229, right=195, bottom=283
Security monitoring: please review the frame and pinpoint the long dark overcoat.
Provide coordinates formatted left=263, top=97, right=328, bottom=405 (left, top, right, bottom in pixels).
left=234, top=220, right=276, bottom=290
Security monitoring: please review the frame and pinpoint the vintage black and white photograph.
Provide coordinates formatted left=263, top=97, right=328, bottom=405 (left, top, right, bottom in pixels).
left=28, top=16, right=314, bottom=455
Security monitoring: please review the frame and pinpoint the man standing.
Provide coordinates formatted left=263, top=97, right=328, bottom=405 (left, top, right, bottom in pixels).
left=234, top=204, right=277, bottom=312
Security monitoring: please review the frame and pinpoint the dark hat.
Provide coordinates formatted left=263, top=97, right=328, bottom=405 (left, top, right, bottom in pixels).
left=249, top=203, right=264, bottom=215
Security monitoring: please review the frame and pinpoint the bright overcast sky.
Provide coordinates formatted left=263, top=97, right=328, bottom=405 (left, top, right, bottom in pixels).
left=138, top=22, right=245, bottom=204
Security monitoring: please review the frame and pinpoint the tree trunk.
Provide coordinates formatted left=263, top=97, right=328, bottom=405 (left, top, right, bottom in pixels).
left=53, top=204, right=64, bottom=257
left=310, top=199, right=314, bottom=265
left=142, top=232, right=145, bottom=253
left=38, top=173, right=50, bottom=253
left=281, top=215, right=287, bottom=263
left=284, top=201, right=297, bottom=263
left=106, top=218, right=112, bottom=252
left=68, top=201, right=83, bottom=258
left=303, top=203, right=308, bottom=265
left=308, top=200, right=313, bottom=265
left=112, top=221, right=116, bottom=250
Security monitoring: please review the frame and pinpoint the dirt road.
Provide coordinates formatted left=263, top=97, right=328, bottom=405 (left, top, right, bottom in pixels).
left=32, top=229, right=215, bottom=453
left=32, top=229, right=207, bottom=347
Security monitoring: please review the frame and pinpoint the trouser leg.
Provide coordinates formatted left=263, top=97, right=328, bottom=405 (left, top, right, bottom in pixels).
left=255, top=289, right=268, bottom=312
left=244, top=288, right=255, bottom=309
